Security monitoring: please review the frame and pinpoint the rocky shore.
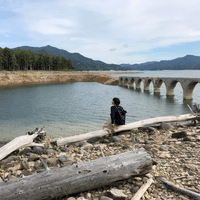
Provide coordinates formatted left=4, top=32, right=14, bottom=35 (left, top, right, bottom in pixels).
left=0, top=71, right=120, bottom=87
left=0, top=122, right=199, bottom=200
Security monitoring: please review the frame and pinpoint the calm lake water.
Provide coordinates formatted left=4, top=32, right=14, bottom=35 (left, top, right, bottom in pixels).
left=1, top=70, right=200, bottom=140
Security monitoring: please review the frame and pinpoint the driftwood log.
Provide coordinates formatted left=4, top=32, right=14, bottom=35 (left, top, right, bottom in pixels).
left=0, top=128, right=45, bottom=161
left=0, top=148, right=152, bottom=200
left=131, top=178, right=154, bottom=200
left=161, top=178, right=200, bottom=200
left=57, top=113, right=199, bottom=146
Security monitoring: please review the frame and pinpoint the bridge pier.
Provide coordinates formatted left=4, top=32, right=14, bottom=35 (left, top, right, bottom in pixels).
left=144, top=79, right=151, bottom=91
left=153, top=79, right=163, bottom=94
left=129, top=80, right=134, bottom=89
left=180, top=80, right=198, bottom=100
left=121, top=77, right=129, bottom=88
left=163, top=80, right=177, bottom=97
left=135, top=78, right=142, bottom=90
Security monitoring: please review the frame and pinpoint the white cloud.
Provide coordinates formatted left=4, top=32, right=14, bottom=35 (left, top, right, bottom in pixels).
left=1, top=0, right=200, bottom=63
left=28, top=18, right=76, bottom=35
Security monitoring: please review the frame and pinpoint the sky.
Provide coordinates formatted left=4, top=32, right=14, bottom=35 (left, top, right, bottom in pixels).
left=1, top=0, right=200, bottom=65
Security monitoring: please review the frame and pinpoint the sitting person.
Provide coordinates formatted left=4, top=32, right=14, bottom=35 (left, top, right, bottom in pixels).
left=102, top=97, right=127, bottom=132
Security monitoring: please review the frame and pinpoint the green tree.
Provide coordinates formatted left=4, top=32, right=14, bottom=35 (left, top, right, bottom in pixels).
left=0, top=48, right=3, bottom=70
left=2, top=47, right=76, bottom=71
left=68, top=59, right=74, bottom=70
left=56, top=56, right=62, bottom=70
left=45, top=55, right=53, bottom=71
left=10, top=53, right=17, bottom=70
left=38, top=53, right=45, bottom=70
left=2, top=47, right=17, bottom=70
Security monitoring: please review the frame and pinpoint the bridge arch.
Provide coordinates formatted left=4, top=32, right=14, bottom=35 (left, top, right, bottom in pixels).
left=118, top=76, right=200, bottom=100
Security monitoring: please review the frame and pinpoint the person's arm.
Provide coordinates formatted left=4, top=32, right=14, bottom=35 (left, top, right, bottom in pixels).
left=111, top=106, right=116, bottom=124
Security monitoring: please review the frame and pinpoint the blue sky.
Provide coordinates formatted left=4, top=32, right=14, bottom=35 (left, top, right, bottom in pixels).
left=1, top=0, right=200, bottom=64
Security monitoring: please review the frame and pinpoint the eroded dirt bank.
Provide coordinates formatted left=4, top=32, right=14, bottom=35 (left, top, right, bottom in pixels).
left=0, top=71, right=120, bottom=87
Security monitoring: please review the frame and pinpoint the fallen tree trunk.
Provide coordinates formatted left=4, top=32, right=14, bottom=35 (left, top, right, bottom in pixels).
left=0, top=128, right=45, bottom=161
left=57, top=113, right=199, bottom=146
left=161, top=178, right=200, bottom=200
left=0, top=148, right=152, bottom=200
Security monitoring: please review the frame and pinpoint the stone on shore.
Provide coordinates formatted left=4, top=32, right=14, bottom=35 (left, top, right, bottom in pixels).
left=0, top=122, right=199, bottom=200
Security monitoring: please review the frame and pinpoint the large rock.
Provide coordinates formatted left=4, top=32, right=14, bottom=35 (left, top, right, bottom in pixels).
left=87, top=137, right=102, bottom=144
left=19, top=147, right=33, bottom=155
left=32, top=146, right=46, bottom=155
left=0, top=156, right=18, bottom=165
left=78, top=141, right=88, bottom=147
left=171, top=131, right=187, bottom=138
left=46, top=149, right=56, bottom=155
left=60, top=147, right=68, bottom=152
left=160, top=122, right=173, bottom=130
left=21, top=170, right=33, bottom=176
left=130, top=186, right=140, bottom=194
left=34, top=160, right=43, bottom=169
left=58, top=156, right=74, bottom=167
left=28, top=153, right=40, bottom=162
left=47, top=158, right=58, bottom=166
left=111, top=136, right=122, bottom=143
left=94, top=144, right=107, bottom=151
left=106, top=188, right=127, bottom=200
left=81, top=143, right=93, bottom=150
left=21, top=160, right=30, bottom=170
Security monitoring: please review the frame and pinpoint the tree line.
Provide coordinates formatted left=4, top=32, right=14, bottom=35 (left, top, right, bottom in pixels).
left=0, top=47, right=76, bottom=71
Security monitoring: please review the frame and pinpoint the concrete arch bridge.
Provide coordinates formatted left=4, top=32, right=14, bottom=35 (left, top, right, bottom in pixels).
left=119, top=76, right=200, bottom=100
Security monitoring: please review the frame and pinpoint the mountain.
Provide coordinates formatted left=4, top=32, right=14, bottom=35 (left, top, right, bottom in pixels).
left=12, top=45, right=200, bottom=71
left=12, top=45, right=126, bottom=71
left=120, top=55, right=200, bottom=70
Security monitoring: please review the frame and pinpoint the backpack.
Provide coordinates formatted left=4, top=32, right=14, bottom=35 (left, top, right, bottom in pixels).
left=116, top=106, right=127, bottom=125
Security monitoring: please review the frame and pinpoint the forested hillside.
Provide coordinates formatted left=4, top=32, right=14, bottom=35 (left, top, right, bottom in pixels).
left=13, top=45, right=125, bottom=71
left=0, top=47, right=76, bottom=71
left=121, top=55, right=200, bottom=70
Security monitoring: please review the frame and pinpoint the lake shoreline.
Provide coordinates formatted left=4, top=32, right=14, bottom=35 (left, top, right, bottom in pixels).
left=0, top=70, right=140, bottom=88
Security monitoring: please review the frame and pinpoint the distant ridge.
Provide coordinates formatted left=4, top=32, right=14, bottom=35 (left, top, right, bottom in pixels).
left=13, top=45, right=200, bottom=71
left=120, top=55, right=200, bottom=70
left=13, top=45, right=124, bottom=71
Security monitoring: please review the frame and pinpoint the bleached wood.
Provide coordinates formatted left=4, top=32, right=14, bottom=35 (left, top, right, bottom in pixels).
left=161, top=178, right=200, bottom=200
left=57, top=113, right=198, bottom=146
left=0, top=148, right=152, bottom=200
left=0, top=129, right=44, bottom=161
left=131, top=178, right=153, bottom=200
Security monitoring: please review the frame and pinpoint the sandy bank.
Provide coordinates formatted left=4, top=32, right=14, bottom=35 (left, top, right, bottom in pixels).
left=0, top=71, right=120, bottom=88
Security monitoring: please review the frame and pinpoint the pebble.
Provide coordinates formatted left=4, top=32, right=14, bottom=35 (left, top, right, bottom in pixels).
left=0, top=123, right=199, bottom=200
